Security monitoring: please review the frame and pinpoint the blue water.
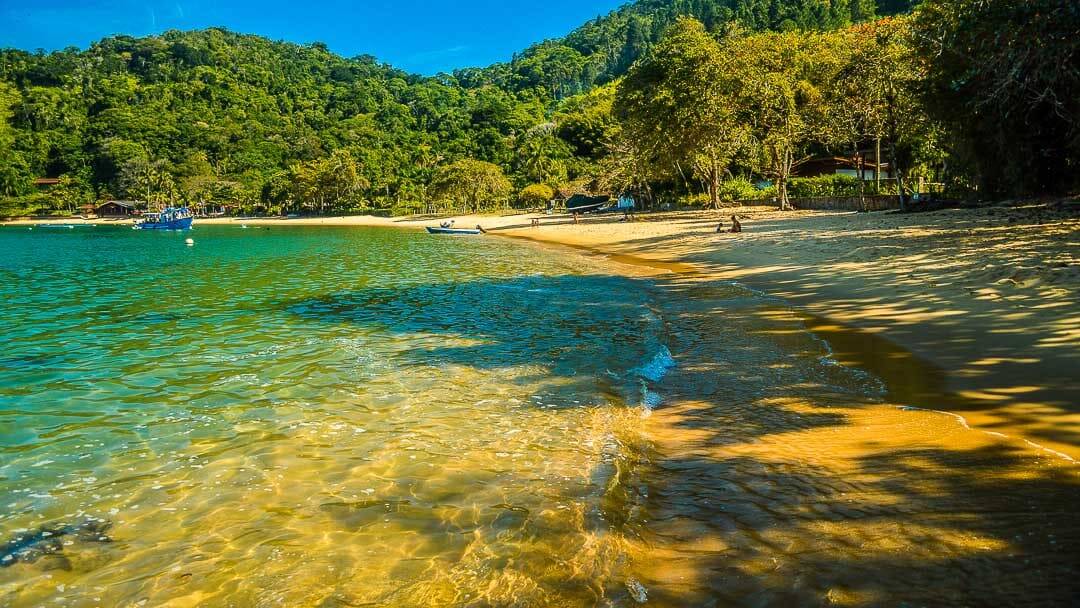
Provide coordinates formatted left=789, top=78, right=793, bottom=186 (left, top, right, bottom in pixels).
left=0, top=225, right=674, bottom=605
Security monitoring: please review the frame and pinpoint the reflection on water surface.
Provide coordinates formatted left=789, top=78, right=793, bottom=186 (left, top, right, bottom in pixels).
left=0, top=225, right=1076, bottom=606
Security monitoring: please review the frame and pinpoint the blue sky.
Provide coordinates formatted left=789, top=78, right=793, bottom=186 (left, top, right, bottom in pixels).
left=0, top=0, right=628, bottom=74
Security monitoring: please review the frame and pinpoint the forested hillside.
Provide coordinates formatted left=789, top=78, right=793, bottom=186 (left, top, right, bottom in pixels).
left=0, top=0, right=1074, bottom=217
left=457, top=0, right=881, bottom=97
left=0, top=27, right=549, bottom=214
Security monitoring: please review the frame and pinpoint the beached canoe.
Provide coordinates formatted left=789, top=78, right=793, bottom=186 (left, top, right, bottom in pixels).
left=426, top=227, right=482, bottom=235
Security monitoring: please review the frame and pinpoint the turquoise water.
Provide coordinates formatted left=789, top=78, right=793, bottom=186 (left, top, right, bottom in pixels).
left=2, top=224, right=1078, bottom=607
left=0, top=225, right=673, bottom=605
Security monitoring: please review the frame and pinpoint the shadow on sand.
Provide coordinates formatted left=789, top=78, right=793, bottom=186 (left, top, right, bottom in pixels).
left=286, top=270, right=1080, bottom=606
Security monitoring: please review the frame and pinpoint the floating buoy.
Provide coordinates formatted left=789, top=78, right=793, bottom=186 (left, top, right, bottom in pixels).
left=185, top=238, right=195, bottom=246
left=28, top=227, right=32, bottom=231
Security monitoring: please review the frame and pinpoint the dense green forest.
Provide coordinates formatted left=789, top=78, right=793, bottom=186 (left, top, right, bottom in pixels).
left=0, top=0, right=1074, bottom=217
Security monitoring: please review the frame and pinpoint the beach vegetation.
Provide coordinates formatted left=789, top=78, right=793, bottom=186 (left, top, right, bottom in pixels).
left=519, top=184, right=555, bottom=209
left=0, top=0, right=1074, bottom=217
left=430, top=159, right=513, bottom=214
left=913, top=0, right=1080, bottom=196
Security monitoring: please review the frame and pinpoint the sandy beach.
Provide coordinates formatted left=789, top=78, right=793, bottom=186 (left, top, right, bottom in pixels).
left=10, top=203, right=1079, bottom=458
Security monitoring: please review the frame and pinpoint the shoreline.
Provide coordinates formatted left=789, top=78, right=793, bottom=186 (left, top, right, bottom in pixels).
left=8, top=205, right=1078, bottom=459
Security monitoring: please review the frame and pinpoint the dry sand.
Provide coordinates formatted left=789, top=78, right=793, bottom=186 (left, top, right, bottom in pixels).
left=9, top=202, right=1078, bottom=458
left=494, top=203, right=1080, bottom=460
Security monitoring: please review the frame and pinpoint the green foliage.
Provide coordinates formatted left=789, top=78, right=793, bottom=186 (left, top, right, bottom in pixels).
left=716, top=177, right=767, bottom=202
left=2, top=0, right=1052, bottom=220
left=914, top=0, right=1080, bottom=195
left=617, top=18, right=753, bottom=208
left=0, top=82, right=31, bottom=197
left=787, top=175, right=862, bottom=198
left=0, top=29, right=538, bottom=215
left=514, top=127, right=573, bottom=186
left=519, top=184, right=555, bottom=208
left=554, top=83, right=618, bottom=160
left=462, top=0, right=882, bottom=98
left=287, top=149, right=370, bottom=213
left=430, top=159, right=512, bottom=213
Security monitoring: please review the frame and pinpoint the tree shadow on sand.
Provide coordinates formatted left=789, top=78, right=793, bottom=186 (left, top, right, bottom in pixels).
left=284, top=271, right=1080, bottom=607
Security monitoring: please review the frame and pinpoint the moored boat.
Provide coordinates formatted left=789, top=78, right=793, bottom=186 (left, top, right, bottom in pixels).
left=426, top=226, right=483, bottom=235
left=134, top=207, right=194, bottom=230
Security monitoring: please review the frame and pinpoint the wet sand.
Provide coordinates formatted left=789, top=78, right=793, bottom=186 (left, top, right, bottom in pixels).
left=356, top=203, right=1077, bottom=462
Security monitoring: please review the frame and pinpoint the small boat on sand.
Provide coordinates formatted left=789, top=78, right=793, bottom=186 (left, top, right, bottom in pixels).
left=566, top=194, right=612, bottom=214
left=134, top=207, right=194, bottom=230
left=426, top=226, right=483, bottom=235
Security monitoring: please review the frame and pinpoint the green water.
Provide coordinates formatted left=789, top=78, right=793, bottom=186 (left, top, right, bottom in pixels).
left=1, top=224, right=1077, bottom=607
left=0, top=225, right=674, bottom=605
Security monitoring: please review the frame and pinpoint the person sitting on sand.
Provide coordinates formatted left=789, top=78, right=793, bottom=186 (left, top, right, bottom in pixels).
left=716, top=220, right=725, bottom=233
left=730, top=215, right=743, bottom=233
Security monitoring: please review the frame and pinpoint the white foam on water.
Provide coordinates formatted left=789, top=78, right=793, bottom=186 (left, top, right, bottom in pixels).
left=638, top=383, right=662, bottom=413
left=633, top=345, right=676, bottom=383
left=896, top=405, right=1078, bottom=464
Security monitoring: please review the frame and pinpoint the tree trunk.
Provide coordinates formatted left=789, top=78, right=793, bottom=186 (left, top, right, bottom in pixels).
left=776, top=147, right=794, bottom=211
left=708, top=162, right=721, bottom=210
left=674, top=160, right=691, bottom=194
left=874, top=137, right=882, bottom=193
left=889, top=140, right=909, bottom=212
left=853, top=141, right=866, bottom=211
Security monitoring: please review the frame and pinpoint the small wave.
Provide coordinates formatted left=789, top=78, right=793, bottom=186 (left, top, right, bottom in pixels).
left=639, top=384, right=662, bottom=412
left=633, top=345, right=676, bottom=383
left=214, top=373, right=261, bottom=386
left=895, top=405, right=1078, bottom=464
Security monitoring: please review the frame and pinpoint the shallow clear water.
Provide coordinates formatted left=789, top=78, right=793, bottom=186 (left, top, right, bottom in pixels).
left=1, top=225, right=1077, bottom=607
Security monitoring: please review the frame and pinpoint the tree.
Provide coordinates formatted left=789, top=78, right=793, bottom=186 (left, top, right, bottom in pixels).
left=0, top=83, right=31, bottom=198
left=519, top=183, right=554, bottom=209
left=287, top=149, right=369, bottom=213
left=52, top=174, right=94, bottom=214
left=616, top=18, right=751, bottom=209
left=861, top=18, right=932, bottom=209
left=554, top=83, right=618, bottom=160
left=430, top=159, right=512, bottom=213
left=118, top=158, right=175, bottom=207
left=915, top=0, right=1080, bottom=195
left=514, top=126, right=572, bottom=186
left=725, top=31, right=829, bottom=210
left=596, top=130, right=657, bottom=208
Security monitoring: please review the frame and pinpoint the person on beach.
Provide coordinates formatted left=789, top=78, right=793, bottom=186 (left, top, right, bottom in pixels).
left=716, top=220, right=725, bottom=233
left=730, top=215, right=743, bottom=233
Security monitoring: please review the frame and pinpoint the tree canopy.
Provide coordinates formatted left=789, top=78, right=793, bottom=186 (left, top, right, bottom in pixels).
left=0, top=0, right=1073, bottom=217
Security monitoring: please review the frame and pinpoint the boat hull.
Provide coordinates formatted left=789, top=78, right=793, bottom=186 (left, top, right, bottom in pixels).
left=426, top=227, right=481, bottom=235
left=135, top=217, right=194, bottom=230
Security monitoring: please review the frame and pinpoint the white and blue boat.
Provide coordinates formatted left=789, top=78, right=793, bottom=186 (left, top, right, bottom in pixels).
left=134, top=207, right=194, bottom=230
left=426, top=226, right=483, bottom=235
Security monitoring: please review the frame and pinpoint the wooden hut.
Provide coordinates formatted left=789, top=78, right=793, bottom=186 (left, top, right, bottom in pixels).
left=95, top=201, right=138, bottom=217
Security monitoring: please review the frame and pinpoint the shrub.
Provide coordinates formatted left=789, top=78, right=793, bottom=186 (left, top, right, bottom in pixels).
left=787, top=175, right=862, bottom=198
left=680, top=192, right=712, bottom=207
left=519, top=184, right=555, bottom=208
left=716, top=177, right=764, bottom=203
